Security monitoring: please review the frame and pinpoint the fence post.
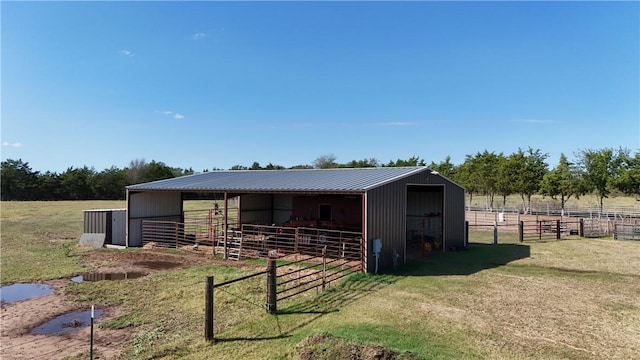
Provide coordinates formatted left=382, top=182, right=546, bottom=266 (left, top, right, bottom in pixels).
left=493, top=222, right=498, bottom=244
left=538, top=221, right=542, bottom=241
left=265, top=258, right=277, bottom=315
left=579, top=219, right=584, bottom=237
left=519, top=221, right=524, bottom=243
left=205, top=276, right=214, bottom=342
left=175, top=223, right=179, bottom=249
left=556, top=220, right=561, bottom=240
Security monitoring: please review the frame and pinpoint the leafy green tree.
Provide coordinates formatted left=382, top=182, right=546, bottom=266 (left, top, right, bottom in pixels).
left=38, top=171, right=62, bottom=200
left=313, top=154, right=339, bottom=169
left=612, top=150, right=640, bottom=200
left=126, top=159, right=148, bottom=184
left=264, top=163, right=285, bottom=170
left=428, top=156, right=457, bottom=178
left=462, top=151, right=502, bottom=209
left=0, top=159, right=40, bottom=200
left=495, top=155, right=515, bottom=208
left=540, top=153, right=586, bottom=211
left=230, top=164, right=249, bottom=170
left=385, top=156, right=425, bottom=167
left=93, top=166, right=128, bottom=199
left=577, top=148, right=622, bottom=211
left=141, top=161, right=175, bottom=183
left=508, top=148, right=548, bottom=213
left=456, top=155, right=482, bottom=208
left=58, top=166, right=97, bottom=200
left=343, top=158, right=380, bottom=168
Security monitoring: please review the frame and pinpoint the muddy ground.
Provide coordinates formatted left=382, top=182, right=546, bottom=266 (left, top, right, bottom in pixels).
left=1, top=247, right=222, bottom=360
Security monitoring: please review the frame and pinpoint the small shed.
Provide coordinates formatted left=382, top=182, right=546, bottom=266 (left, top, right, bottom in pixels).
left=125, top=167, right=466, bottom=273
left=83, top=209, right=126, bottom=246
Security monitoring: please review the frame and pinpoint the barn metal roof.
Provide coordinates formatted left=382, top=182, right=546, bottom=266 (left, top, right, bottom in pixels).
left=126, top=166, right=430, bottom=193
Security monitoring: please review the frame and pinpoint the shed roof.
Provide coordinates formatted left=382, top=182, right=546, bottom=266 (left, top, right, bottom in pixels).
left=126, top=166, right=431, bottom=193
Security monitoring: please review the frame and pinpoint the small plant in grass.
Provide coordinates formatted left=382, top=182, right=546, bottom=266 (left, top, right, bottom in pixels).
left=62, top=242, right=75, bottom=257
left=133, top=326, right=165, bottom=355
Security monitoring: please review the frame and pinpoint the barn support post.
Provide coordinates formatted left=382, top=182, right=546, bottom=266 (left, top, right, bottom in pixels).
left=518, top=221, right=524, bottom=243
left=556, top=220, right=561, bottom=240
left=223, top=192, right=228, bottom=260
left=265, top=258, right=277, bottom=315
left=205, top=276, right=214, bottom=343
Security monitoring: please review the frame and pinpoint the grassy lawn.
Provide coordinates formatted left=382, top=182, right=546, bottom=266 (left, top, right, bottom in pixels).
left=2, top=201, right=639, bottom=359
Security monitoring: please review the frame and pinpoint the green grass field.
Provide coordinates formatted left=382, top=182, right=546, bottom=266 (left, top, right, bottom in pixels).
left=1, top=201, right=639, bottom=359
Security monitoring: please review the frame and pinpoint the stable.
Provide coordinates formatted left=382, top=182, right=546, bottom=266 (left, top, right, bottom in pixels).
left=125, top=166, right=466, bottom=273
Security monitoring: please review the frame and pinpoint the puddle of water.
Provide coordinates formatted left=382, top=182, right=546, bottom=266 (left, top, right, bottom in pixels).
left=72, top=272, right=147, bottom=282
left=0, top=283, right=55, bottom=304
left=31, top=309, right=104, bottom=335
left=133, top=260, right=181, bottom=270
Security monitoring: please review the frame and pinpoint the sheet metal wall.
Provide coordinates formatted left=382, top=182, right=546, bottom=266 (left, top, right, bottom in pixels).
left=83, top=209, right=126, bottom=246
left=365, top=171, right=465, bottom=273
left=239, top=193, right=274, bottom=225
left=273, top=194, right=293, bottom=225
left=127, top=191, right=182, bottom=247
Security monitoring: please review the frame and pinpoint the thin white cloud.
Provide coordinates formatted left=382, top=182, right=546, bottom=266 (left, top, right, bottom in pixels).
left=120, top=49, right=134, bottom=57
left=375, top=121, right=419, bottom=127
left=2, top=141, right=22, bottom=148
left=193, top=32, right=206, bottom=40
left=513, top=119, right=554, bottom=124
left=157, top=110, right=185, bottom=120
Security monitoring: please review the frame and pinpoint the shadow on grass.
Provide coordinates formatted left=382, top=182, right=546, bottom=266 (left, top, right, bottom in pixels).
left=213, top=334, right=292, bottom=343
left=400, top=242, right=530, bottom=277
left=213, top=273, right=400, bottom=343
left=214, top=244, right=528, bottom=343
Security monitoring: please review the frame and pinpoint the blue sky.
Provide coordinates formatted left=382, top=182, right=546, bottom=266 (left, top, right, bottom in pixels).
left=2, top=1, right=639, bottom=173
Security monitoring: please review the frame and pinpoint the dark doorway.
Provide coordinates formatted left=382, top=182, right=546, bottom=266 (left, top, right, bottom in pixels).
left=319, top=204, right=332, bottom=221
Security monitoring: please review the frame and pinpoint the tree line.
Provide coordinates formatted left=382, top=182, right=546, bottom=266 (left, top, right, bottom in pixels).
left=1, top=147, right=638, bottom=211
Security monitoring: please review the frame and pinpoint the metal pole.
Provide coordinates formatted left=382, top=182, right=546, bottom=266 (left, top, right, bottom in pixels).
left=322, top=246, right=327, bottom=291
left=205, top=276, right=214, bottom=342
left=493, top=222, right=498, bottom=244
left=90, top=305, right=94, bottom=360
left=519, top=221, right=524, bottom=243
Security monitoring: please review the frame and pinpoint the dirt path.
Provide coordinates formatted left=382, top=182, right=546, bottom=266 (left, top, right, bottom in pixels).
left=1, top=248, right=221, bottom=359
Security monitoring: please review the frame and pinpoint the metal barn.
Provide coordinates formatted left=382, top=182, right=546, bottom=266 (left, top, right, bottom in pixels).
left=125, top=167, right=465, bottom=273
